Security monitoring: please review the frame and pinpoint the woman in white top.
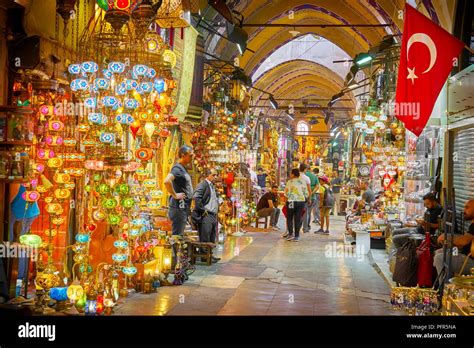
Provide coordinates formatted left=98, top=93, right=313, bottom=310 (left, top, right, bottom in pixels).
left=283, top=168, right=309, bottom=242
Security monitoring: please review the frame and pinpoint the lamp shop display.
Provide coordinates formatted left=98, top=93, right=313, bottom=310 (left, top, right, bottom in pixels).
left=0, top=0, right=200, bottom=315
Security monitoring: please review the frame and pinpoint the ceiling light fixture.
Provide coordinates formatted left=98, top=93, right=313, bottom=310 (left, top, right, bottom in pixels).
left=269, top=95, right=278, bottom=109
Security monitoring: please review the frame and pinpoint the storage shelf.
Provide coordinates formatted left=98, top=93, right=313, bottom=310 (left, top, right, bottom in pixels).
left=0, top=178, right=29, bottom=184
left=0, top=141, right=34, bottom=146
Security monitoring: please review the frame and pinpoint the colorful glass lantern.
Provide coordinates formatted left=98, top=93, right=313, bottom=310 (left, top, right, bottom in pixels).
left=135, top=148, right=153, bottom=161
left=85, top=160, right=104, bottom=170
left=114, top=240, right=128, bottom=249
left=45, top=135, right=64, bottom=146
left=102, top=96, right=119, bottom=108
left=64, top=138, right=77, bottom=147
left=85, top=299, right=97, bottom=315
left=139, top=82, right=153, bottom=93
left=70, top=79, right=89, bottom=91
left=46, top=203, right=64, bottom=215
left=53, top=173, right=71, bottom=184
left=19, top=234, right=42, bottom=247
left=47, top=158, right=63, bottom=168
left=123, top=79, right=138, bottom=91
left=162, top=246, right=172, bottom=272
left=153, top=78, right=165, bottom=93
left=75, top=233, right=91, bottom=243
left=124, top=98, right=139, bottom=109
left=88, top=113, right=107, bottom=125
left=112, top=253, right=127, bottom=263
left=122, top=266, right=137, bottom=276
left=146, top=68, right=157, bottom=78
left=50, top=287, right=68, bottom=301
left=122, top=161, right=140, bottom=172
left=93, top=209, right=106, bottom=221
left=68, top=64, right=82, bottom=74
left=115, top=113, right=134, bottom=125
left=25, top=191, right=40, bottom=202
left=107, top=214, right=121, bottom=225
left=114, top=183, right=130, bottom=195
left=120, top=197, right=135, bottom=209
left=108, top=61, right=125, bottom=73
left=147, top=200, right=160, bottom=210
left=129, top=229, right=140, bottom=237
left=132, top=64, right=149, bottom=77
left=78, top=123, right=90, bottom=132
left=150, top=190, right=163, bottom=199
left=67, top=284, right=84, bottom=302
left=81, top=61, right=99, bottom=73
left=37, top=149, right=55, bottom=159
left=84, top=97, right=97, bottom=109
left=49, top=120, right=64, bottom=131
left=44, top=228, right=57, bottom=237
left=94, top=78, right=110, bottom=90
left=54, top=188, right=71, bottom=200
left=102, top=198, right=118, bottom=209
left=100, top=132, right=116, bottom=144
left=51, top=216, right=66, bottom=225
left=143, top=179, right=156, bottom=188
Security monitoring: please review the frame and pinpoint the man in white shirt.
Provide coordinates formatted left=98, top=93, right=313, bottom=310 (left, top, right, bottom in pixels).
left=299, top=163, right=312, bottom=233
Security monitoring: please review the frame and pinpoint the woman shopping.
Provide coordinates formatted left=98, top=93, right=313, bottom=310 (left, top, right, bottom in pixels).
left=282, top=168, right=309, bottom=242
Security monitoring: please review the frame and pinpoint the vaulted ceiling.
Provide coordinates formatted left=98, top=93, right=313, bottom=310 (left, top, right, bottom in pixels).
left=201, top=0, right=456, bottom=131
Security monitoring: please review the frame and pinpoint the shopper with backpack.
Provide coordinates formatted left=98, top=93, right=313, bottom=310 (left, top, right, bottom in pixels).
left=315, top=175, right=334, bottom=234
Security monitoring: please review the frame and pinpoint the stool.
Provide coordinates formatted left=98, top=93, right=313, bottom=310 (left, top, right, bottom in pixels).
left=188, top=241, right=215, bottom=266
left=255, top=216, right=270, bottom=229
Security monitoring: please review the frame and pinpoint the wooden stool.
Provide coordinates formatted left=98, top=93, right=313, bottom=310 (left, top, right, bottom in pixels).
left=255, top=216, right=270, bottom=229
left=188, top=241, right=215, bottom=266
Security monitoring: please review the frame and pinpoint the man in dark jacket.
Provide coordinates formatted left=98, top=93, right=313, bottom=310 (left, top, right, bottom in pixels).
left=192, top=168, right=221, bottom=263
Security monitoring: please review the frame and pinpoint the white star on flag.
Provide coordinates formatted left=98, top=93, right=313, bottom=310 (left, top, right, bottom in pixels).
left=407, top=67, right=418, bottom=84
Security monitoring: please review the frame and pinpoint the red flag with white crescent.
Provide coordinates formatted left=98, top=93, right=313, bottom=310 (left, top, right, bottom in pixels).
left=395, top=4, right=464, bottom=136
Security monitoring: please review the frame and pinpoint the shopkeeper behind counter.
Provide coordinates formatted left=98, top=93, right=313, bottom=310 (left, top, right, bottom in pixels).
left=434, top=199, right=474, bottom=275
left=391, top=193, right=443, bottom=249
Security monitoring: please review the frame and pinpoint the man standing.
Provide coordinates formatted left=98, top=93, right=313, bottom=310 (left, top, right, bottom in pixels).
left=361, top=181, right=376, bottom=204
left=256, top=185, right=280, bottom=230
left=164, top=145, right=194, bottom=236
left=434, top=200, right=474, bottom=275
left=311, top=167, right=320, bottom=224
left=315, top=175, right=333, bottom=234
left=304, top=167, right=319, bottom=230
left=193, top=168, right=221, bottom=263
left=331, top=171, right=343, bottom=216
left=299, top=163, right=312, bottom=233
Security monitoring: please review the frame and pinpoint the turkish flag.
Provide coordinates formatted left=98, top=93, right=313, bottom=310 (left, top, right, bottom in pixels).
left=395, top=4, right=464, bottom=136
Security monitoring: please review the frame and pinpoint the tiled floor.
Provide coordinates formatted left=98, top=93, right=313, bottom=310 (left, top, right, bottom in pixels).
left=114, top=216, right=403, bottom=316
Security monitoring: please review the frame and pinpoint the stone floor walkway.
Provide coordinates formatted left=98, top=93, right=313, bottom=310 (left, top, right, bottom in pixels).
left=114, top=216, right=403, bottom=315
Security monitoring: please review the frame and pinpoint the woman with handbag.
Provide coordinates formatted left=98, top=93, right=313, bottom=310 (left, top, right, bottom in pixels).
left=282, top=168, right=309, bottom=242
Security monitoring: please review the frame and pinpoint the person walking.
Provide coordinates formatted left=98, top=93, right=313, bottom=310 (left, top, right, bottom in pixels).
left=164, top=145, right=194, bottom=236
left=256, top=184, right=280, bottom=230
left=283, top=168, right=309, bottom=242
left=330, top=171, right=342, bottom=216
left=311, top=167, right=320, bottom=224
left=192, top=168, right=221, bottom=263
left=315, top=175, right=334, bottom=234
left=304, top=166, right=319, bottom=231
left=299, top=163, right=312, bottom=234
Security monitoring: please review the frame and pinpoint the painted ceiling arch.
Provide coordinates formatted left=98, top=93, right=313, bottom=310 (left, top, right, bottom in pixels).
left=251, top=34, right=352, bottom=83
left=209, top=0, right=402, bottom=64
left=250, top=60, right=356, bottom=118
